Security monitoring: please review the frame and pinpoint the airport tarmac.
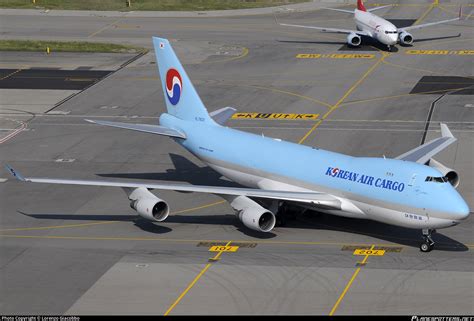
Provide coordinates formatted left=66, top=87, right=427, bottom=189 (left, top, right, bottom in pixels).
left=0, top=1, right=473, bottom=315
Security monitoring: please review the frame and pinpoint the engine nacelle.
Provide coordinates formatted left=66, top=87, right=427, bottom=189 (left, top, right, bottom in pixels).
left=229, top=196, right=275, bottom=232
left=399, top=31, right=413, bottom=45
left=347, top=33, right=362, bottom=47
left=427, top=159, right=460, bottom=188
left=128, top=187, right=170, bottom=222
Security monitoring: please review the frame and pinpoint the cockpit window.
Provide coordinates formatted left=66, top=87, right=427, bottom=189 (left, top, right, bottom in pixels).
left=425, top=176, right=449, bottom=183
left=385, top=31, right=398, bottom=34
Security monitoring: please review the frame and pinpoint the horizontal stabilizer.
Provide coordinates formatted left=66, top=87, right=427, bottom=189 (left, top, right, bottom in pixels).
left=210, top=107, right=237, bottom=125
left=85, top=119, right=186, bottom=139
left=395, top=123, right=457, bottom=164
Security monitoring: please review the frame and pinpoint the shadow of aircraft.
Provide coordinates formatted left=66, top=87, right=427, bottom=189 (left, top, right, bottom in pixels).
left=97, top=153, right=241, bottom=189
left=19, top=210, right=468, bottom=251
left=287, top=212, right=469, bottom=252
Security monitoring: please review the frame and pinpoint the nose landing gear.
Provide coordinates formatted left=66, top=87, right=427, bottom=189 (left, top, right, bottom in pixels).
left=420, top=229, right=436, bottom=252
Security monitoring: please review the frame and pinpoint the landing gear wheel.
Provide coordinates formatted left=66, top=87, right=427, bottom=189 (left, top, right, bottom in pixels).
left=420, top=242, right=432, bottom=252
left=420, top=229, right=436, bottom=252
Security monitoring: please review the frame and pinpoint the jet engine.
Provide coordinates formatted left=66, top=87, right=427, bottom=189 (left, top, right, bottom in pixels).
left=399, top=31, right=413, bottom=45
left=229, top=196, right=276, bottom=232
left=347, top=33, right=362, bottom=47
left=128, top=187, right=170, bottom=222
left=427, top=159, right=460, bottom=188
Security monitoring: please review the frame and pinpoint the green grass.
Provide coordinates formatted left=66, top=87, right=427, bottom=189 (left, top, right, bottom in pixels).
left=0, top=39, right=146, bottom=53
left=0, top=0, right=308, bottom=11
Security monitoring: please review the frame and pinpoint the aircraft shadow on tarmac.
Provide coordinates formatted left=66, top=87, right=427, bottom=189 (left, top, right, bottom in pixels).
left=97, top=153, right=241, bottom=189
left=19, top=210, right=469, bottom=251
left=277, top=34, right=461, bottom=52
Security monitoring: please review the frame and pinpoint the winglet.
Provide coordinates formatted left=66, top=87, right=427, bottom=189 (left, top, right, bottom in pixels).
left=459, top=5, right=463, bottom=20
left=4, top=164, right=26, bottom=182
left=440, top=123, right=454, bottom=138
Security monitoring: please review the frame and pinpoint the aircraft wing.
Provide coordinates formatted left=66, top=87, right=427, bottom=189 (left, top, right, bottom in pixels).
left=395, top=123, right=457, bottom=164
left=321, top=7, right=354, bottom=14
left=278, top=22, right=369, bottom=36
left=400, top=7, right=461, bottom=32
left=85, top=119, right=186, bottom=139
left=5, top=165, right=341, bottom=209
left=367, top=5, right=393, bottom=12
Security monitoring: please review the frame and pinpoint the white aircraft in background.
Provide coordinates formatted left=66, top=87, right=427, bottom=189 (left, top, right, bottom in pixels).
left=277, top=0, right=462, bottom=50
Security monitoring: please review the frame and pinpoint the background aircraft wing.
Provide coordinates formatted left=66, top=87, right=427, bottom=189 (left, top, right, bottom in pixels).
left=278, top=22, right=369, bottom=36
left=400, top=7, right=461, bottom=31
left=395, top=123, right=457, bottom=164
left=5, top=165, right=341, bottom=209
left=321, top=7, right=354, bottom=14
left=367, top=4, right=393, bottom=12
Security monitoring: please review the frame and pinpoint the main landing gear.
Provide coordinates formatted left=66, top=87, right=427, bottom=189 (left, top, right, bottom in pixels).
left=420, top=229, right=436, bottom=252
left=387, top=45, right=392, bottom=52
left=274, top=202, right=299, bottom=227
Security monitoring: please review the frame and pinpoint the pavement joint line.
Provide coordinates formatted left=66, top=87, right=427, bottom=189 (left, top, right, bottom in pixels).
left=221, top=83, right=332, bottom=109
left=201, top=47, right=249, bottom=64
left=164, top=240, right=232, bottom=315
left=87, top=18, right=122, bottom=38
left=298, top=52, right=389, bottom=145
left=329, top=245, right=374, bottom=316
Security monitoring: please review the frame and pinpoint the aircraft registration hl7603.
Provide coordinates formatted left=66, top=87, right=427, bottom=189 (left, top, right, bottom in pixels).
left=276, top=0, right=463, bottom=51
left=6, top=37, right=469, bottom=253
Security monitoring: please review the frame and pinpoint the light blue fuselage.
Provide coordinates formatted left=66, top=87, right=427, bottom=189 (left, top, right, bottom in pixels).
left=160, top=113, right=469, bottom=230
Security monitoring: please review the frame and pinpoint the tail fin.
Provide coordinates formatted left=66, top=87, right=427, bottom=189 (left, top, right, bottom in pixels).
left=357, top=0, right=367, bottom=11
left=152, top=37, right=213, bottom=123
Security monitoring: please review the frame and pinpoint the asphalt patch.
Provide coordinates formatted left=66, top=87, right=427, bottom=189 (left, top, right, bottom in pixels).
left=410, top=76, right=474, bottom=95
left=0, top=69, right=113, bottom=90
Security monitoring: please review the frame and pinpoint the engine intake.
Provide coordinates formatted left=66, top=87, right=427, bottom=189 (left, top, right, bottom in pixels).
left=399, top=31, right=413, bottom=45
left=347, top=33, right=362, bottom=47
left=128, top=187, right=170, bottom=222
left=229, top=196, right=276, bottom=232
left=427, top=159, right=460, bottom=188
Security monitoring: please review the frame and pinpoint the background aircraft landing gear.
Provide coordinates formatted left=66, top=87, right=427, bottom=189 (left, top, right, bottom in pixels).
left=420, top=229, right=436, bottom=252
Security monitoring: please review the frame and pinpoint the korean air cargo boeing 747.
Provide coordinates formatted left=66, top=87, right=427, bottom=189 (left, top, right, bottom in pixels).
left=6, top=37, right=469, bottom=252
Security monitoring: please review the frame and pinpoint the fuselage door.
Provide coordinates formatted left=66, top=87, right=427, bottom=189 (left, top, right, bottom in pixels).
left=408, top=173, right=417, bottom=187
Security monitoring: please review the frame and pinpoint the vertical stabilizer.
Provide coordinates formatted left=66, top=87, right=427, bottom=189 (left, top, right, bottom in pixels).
left=152, top=37, right=213, bottom=123
left=357, top=0, right=367, bottom=11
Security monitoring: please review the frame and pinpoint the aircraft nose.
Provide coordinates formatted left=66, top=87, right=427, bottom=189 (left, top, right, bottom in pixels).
left=450, top=197, right=470, bottom=221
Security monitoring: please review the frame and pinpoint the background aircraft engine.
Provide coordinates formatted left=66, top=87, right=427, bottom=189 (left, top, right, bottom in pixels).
left=128, top=187, right=170, bottom=222
left=229, top=196, right=276, bottom=232
left=427, top=159, right=460, bottom=188
left=399, top=31, right=413, bottom=45
left=347, top=33, right=362, bottom=46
